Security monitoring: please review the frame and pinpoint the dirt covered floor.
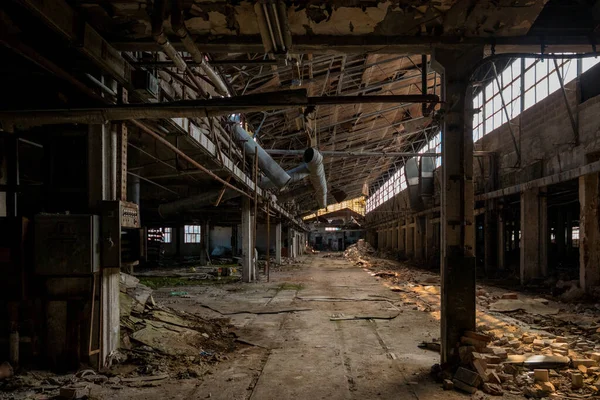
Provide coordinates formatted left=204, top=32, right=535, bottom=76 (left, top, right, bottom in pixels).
left=4, top=245, right=599, bottom=399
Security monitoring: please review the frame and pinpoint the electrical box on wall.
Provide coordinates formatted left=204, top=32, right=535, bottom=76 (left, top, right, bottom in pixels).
left=34, top=215, right=100, bottom=275
left=102, top=201, right=144, bottom=270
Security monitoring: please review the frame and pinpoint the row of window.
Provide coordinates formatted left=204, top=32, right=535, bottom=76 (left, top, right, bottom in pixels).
left=365, top=133, right=440, bottom=213
left=147, top=226, right=202, bottom=244
left=366, top=56, right=600, bottom=215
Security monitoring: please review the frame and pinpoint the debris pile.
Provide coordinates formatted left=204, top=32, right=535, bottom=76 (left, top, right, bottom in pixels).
left=345, top=242, right=600, bottom=398
left=120, top=272, right=235, bottom=368
left=343, top=239, right=375, bottom=263
left=434, top=326, right=600, bottom=398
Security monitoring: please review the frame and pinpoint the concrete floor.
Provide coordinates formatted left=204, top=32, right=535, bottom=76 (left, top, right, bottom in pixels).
left=89, top=254, right=526, bottom=400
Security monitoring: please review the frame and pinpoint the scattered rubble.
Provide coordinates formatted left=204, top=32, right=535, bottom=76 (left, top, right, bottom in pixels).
left=345, top=240, right=600, bottom=399
left=0, top=273, right=236, bottom=398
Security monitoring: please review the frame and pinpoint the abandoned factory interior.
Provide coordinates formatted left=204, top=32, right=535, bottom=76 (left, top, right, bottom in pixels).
left=5, top=0, right=600, bottom=399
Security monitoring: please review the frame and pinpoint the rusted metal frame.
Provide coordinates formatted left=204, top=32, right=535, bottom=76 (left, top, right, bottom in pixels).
left=553, top=58, right=579, bottom=145
left=214, top=176, right=232, bottom=207
left=116, top=123, right=128, bottom=201
left=0, top=92, right=441, bottom=127
left=327, top=55, right=347, bottom=181
left=491, top=62, right=521, bottom=165
left=127, top=171, right=179, bottom=196
left=317, top=103, right=416, bottom=133
left=131, top=120, right=252, bottom=199
left=134, top=59, right=279, bottom=68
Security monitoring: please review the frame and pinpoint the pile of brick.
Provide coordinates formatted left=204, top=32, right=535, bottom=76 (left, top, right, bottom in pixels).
left=441, top=329, right=600, bottom=397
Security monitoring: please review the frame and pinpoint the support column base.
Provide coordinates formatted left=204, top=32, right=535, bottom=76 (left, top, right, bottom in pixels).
left=441, top=255, right=476, bottom=364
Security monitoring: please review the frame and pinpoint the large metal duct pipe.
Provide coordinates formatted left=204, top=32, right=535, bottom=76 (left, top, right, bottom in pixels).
left=231, top=115, right=291, bottom=188
left=152, top=0, right=186, bottom=72
left=303, top=148, right=327, bottom=208
left=260, top=163, right=309, bottom=190
left=171, top=0, right=230, bottom=97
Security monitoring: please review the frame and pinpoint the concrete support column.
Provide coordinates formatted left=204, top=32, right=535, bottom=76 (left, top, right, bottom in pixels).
left=391, top=226, right=398, bottom=250
left=497, top=207, right=506, bottom=271
left=415, top=217, right=425, bottom=260
left=406, top=220, right=414, bottom=258
left=398, top=222, right=405, bottom=253
left=425, top=216, right=435, bottom=261
left=88, top=123, right=120, bottom=368
left=385, top=228, right=391, bottom=249
left=433, top=46, right=481, bottom=363
left=241, top=197, right=254, bottom=282
left=520, top=188, right=547, bottom=284
left=202, top=221, right=210, bottom=265
left=484, top=200, right=498, bottom=276
left=556, top=211, right=566, bottom=257
left=580, top=173, right=600, bottom=292
left=275, top=222, right=282, bottom=264
left=287, top=228, right=292, bottom=257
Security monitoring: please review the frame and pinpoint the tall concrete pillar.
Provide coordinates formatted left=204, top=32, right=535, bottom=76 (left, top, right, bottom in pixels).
left=391, top=226, right=398, bottom=250
left=88, top=123, right=121, bottom=367
left=425, top=216, right=435, bottom=261
left=520, top=188, right=547, bottom=284
left=580, top=173, right=600, bottom=291
left=484, top=200, right=498, bottom=276
left=398, top=221, right=405, bottom=253
left=385, top=228, right=392, bottom=249
left=497, top=207, right=506, bottom=271
left=432, top=46, right=482, bottom=363
left=406, top=220, right=414, bottom=258
left=415, top=217, right=425, bottom=260
left=241, top=197, right=254, bottom=282
left=556, top=211, right=566, bottom=258
left=275, top=222, right=282, bottom=264
left=290, top=228, right=296, bottom=258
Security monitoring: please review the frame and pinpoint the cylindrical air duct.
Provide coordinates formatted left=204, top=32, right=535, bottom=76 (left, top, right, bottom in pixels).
left=231, top=115, right=291, bottom=188
left=303, top=148, right=327, bottom=208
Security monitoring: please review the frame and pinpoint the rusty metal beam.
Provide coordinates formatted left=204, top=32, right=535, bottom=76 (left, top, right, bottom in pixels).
left=0, top=92, right=440, bottom=128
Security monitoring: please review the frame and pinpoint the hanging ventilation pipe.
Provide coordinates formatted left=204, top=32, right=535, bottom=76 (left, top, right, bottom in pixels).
left=259, top=147, right=327, bottom=208
left=230, top=115, right=291, bottom=188
left=152, top=0, right=186, bottom=72
left=171, top=0, right=230, bottom=97
left=304, top=148, right=327, bottom=209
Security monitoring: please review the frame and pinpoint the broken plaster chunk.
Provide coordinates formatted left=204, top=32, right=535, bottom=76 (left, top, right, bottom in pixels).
left=454, top=367, right=482, bottom=388
left=489, top=347, right=508, bottom=359
left=487, top=370, right=502, bottom=384
left=522, top=336, right=535, bottom=344
left=572, top=372, right=584, bottom=389
left=508, top=339, right=521, bottom=348
left=572, top=359, right=598, bottom=368
left=461, top=336, right=488, bottom=349
left=501, top=293, right=518, bottom=300
left=589, top=353, right=600, bottom=362
left=472, top=359, right=488, bottom=381
left=464, top=331, right=492, bottom=343
left=539, top=381, right=555, bottom=393
left=482, top=382, right=504, bottom=396
left=533, top=369, right=549, bottom=382
left=443, top=379, right=454, bottom=390
left=452, top=379, right=477, bottom=394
